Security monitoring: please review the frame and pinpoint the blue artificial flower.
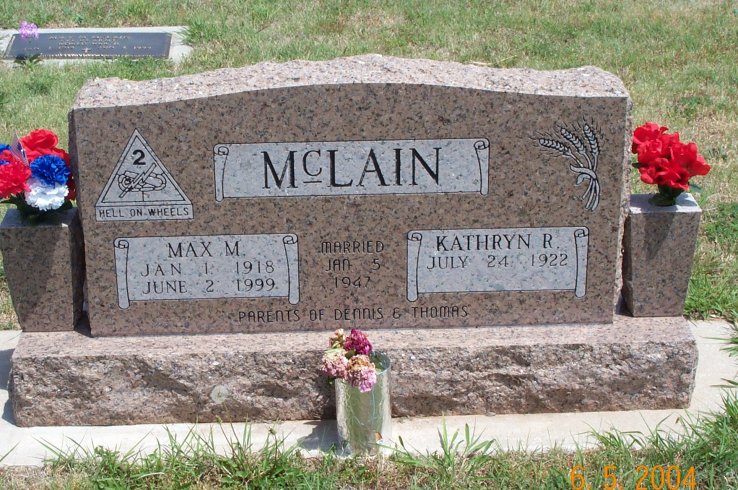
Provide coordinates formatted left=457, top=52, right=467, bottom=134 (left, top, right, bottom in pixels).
left=1, top=144, right=13, bottom=165
left=30, top=155, right=69, bottom=186
left=0, top=144, right=9, bottom=166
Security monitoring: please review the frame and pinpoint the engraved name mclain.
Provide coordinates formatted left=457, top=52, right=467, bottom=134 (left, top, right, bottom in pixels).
left=213, top=138, right=490, bottom=199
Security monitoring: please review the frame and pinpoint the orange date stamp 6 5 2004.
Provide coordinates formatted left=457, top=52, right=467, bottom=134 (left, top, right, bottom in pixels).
left=570, top=465, right=696, bottom=490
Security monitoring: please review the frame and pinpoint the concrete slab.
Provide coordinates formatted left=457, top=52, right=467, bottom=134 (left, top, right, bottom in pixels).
left=0, top=27, right=191, bottom=65
left=0, top=320, right=735, bottom=467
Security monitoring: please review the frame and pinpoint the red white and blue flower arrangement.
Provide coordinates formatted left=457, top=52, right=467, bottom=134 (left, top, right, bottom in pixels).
left=0, top=129, right=76, bottom=221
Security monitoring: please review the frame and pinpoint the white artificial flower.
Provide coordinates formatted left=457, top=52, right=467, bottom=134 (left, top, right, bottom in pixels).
left=24, top=177, right=69, bottom=211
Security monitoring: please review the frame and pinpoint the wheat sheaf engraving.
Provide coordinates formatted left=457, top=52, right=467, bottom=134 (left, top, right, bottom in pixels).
left=537, top=122, right=601, bottom=211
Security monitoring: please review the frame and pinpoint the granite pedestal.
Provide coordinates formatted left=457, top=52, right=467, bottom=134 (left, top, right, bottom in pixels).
left=0, top=209, right=84, bottom=332
left=9, top=313, right=697, bottom=427
left=623, top=193, right=702, bottom=317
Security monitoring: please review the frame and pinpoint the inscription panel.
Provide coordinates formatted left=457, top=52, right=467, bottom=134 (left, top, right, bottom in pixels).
left=114, top=234, right=299, bottom=308
left=407, top=227, right=589, bottom=300
left=214, top=138, right=489, bottom=199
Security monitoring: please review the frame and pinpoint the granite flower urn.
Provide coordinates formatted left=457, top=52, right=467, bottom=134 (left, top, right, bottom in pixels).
left=622, top=193, right=702, bottom=317
left=0, top=208, right=84, bottom=331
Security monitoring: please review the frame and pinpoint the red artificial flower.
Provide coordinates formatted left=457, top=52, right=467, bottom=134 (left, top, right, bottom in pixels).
left=636, top=138, right=666, bottom=165
left=20, top=129, right=70, bottom=163
left=670, top=141, right=711, bottom=178
left=631, top=122, right=668, bottom=154
left=635, top=132, right=680, bottom=165
left=637, top=157, right=690, bottom=190
left=0, top=150, right=31, bottom=199
left=0, top=149, right=21, bottom=165
left=632, top=122, right=710, bottom=191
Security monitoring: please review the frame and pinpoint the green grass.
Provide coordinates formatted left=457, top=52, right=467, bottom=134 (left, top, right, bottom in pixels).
left=1, top=396, right=737, bottom=489
left=0, top=0, right=735, bottom=320
left=686, top=201, right=738, bottom=320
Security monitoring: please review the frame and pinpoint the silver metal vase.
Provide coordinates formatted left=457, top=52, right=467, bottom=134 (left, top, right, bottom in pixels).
left=335, top=352, right=391, bottom=456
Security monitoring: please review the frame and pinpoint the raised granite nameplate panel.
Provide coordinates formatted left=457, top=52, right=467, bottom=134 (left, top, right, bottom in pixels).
left=213, top=138, right=489, bottom=199
left=114, top=234, right=299, bottom=308
left=407, top=227, right=589, bottom=301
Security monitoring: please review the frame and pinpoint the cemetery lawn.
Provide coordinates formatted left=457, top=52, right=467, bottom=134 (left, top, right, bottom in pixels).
left=0, top=0, right=736, bottom=328
left=1, top=389, right=737, bottom=488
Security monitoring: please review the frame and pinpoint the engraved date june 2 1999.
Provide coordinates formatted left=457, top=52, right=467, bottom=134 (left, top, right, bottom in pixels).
left=114, top=234, right=300, bottom=308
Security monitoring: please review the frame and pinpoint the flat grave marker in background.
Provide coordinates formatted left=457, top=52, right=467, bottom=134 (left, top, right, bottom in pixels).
left=5, top=32, right=171, bottom=60
left=1, top=27, right=191, bottom=63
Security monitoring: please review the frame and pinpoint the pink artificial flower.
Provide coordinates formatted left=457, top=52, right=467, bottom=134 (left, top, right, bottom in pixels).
left=320, top=348, right=348, bottom=379
left=19, top=21, right=39, bottom=40
left=346, top=355, right=377, bottom=392
left=344, top=328, right=372, bottom=355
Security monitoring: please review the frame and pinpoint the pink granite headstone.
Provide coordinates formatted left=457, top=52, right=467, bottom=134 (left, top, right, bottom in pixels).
left=68, top=55, right=631, bottom=337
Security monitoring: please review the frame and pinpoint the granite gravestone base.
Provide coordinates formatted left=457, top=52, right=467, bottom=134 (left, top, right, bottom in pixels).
left=8, top=56, right=698, bottom=427
left=10, top=316, right=697, bottom=426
